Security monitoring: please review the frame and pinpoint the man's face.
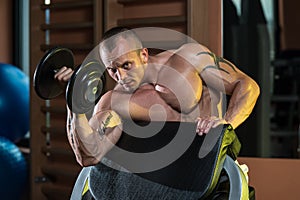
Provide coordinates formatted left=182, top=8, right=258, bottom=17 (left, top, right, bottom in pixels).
left=100, top=37, right=147, bottom=92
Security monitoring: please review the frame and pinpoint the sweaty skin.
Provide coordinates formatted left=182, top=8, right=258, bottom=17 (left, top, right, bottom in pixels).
left=56, top=35, right=259, bottom=166
left=99, top=42, right=259, bottom=130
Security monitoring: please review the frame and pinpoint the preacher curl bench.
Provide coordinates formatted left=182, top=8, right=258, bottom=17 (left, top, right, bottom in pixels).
left=71, top=121, right=255, bottom=200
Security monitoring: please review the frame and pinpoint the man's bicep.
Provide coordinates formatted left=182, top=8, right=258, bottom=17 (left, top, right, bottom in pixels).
left=93, top=91, right=113, bottom=115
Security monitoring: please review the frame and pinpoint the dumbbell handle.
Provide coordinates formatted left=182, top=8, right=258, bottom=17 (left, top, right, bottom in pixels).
left=34, top=46, right=105, bottom=114
left=33, top=47, right=75, bottom=100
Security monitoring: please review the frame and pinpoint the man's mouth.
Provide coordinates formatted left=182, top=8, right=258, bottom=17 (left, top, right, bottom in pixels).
left=123, top=80, right=134, bottom=88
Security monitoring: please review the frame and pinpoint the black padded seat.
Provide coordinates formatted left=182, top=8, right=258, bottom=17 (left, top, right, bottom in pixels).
left=105, top=121, right=241, bottom=198
left=71, top=121, right=251, bottom=200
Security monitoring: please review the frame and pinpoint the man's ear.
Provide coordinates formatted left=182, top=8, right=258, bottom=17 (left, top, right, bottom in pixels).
left=140, top=48, right=148, bottom=63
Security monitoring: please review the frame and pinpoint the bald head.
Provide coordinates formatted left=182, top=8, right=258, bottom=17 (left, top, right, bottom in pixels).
left=100, top=27, right=143, bottom=54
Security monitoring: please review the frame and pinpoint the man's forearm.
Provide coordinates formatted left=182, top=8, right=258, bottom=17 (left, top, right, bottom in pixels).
left=67, top=112, right=104, bottom=166
left=108, top=87, right=182, bottom=122
left=224, top=78, right=260, bottom=129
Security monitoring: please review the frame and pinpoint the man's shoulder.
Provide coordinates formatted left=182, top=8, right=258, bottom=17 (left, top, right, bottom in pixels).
left=165, top=43, right=214, bottom=73
left=177, top=43, right=210, bottom=54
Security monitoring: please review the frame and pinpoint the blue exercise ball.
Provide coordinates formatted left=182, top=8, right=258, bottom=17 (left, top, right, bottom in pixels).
left=0, top=136, right=28, bottom=200
left=0, top=63, right=29, bottom=142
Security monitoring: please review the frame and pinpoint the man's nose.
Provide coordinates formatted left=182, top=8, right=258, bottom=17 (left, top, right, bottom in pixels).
left=116, top=68, right=126, bottom=82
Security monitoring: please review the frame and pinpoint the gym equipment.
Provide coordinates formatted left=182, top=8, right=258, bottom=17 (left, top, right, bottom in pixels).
left=33, top=47, right=74, bottom=99
left=71, top=122, right=254, bottom=199
left=0, top=63, right=29, bottom=142
left=0, top=136, right=28, bottom=200
left=33, top=47, right=106, bottom=114
left=66, top=61, right=106, bottom=114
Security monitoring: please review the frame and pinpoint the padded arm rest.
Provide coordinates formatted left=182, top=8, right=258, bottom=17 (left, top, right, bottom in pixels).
left=104, top=121, right=241, bottom=198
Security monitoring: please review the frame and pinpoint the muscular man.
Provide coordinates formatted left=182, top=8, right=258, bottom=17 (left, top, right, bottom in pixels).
left=55, top=27, right=259, bottom=199
left=97, top=27, right=259, bottom=132
left=55, top=27, right=259, bottom=165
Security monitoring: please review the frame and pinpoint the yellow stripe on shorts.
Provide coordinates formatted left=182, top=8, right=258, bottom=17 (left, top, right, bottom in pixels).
left=82, top=177, right=89, bottom=196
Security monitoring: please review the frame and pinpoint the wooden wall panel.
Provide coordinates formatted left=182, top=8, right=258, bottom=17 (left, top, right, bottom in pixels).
left=30, top=0, right=104, bottom=199
left=123, top=1, right=186, bottom=18
left=278, top=0, right=300, bottom=51
left=50, top=30, right=94, bottom=45
left=0, top=0, right=13, bottom=63
left=188, top=0, right=222, bottom=55
left=30, top=1, right=48, bottom=199
left=238, top=157, right=300, bottom=200
left=50, top=9, right=93, bottom=23
left=104, top=0, right=124, bottom=30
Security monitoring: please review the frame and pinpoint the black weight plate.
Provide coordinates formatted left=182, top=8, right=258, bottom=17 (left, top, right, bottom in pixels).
left=66, top=60, right=106, bottom=114
left=33, top=47, right=74, bottom=99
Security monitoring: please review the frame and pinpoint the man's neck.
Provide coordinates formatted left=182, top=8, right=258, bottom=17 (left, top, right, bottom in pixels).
left=141, top=56, right=160, bottom=85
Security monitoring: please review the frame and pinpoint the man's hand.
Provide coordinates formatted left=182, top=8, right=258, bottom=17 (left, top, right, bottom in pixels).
left=54, top=66, right=73, bottom=89
left=196, top=116, right=228, bottom=135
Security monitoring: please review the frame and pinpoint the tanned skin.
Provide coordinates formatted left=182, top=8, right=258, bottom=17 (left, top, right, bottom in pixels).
left=55, top=34, right=259, bottom=167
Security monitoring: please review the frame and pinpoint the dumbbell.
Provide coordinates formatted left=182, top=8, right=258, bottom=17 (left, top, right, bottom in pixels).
left=33, top=46, right=106, bottom=114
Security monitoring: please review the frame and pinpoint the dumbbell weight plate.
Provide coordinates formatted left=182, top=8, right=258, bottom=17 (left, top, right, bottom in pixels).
left=66, top=60, right=106, bottom=114
left=33, top=47, right=74, bottom=99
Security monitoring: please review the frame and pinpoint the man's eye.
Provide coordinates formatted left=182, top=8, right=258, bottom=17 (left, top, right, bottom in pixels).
left=123, top=62, right=131, bottom=69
